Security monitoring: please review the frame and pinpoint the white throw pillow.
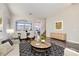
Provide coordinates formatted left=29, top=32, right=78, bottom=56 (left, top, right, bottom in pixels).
left=0, top=42, right=13, bottom=56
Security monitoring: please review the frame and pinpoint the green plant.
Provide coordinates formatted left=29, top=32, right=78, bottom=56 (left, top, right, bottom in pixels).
left=40, top=33, right=46, bottom=40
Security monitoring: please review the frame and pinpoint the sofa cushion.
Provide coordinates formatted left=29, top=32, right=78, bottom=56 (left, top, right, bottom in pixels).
left=0, top=42, right=13, bottom=56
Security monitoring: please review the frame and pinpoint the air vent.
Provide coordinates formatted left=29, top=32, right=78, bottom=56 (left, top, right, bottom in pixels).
left=71, top=3, right=79, bottom=5
left=29, top=13, right=32, bottom=15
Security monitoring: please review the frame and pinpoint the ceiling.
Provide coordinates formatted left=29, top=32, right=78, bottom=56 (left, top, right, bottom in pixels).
left=7, top=3, right=71, bottom=19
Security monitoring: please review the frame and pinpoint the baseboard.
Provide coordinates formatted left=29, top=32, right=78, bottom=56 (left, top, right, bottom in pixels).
left=67, top=40, right=79, bottom=44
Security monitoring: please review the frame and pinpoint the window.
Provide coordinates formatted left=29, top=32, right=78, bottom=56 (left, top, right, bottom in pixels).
left=33, top=22, right=41, bottom=31
left=16, top=20, right=32, bottom=31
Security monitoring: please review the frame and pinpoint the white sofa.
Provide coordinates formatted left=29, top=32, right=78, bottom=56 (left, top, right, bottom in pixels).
left=12, top=32, right=19, bottom=39
left=28, top=30, right=35, bottom=38
left=0, top=40, right=19, bottom=56
left=6, top=44, right=19, bottom=56
left=20, top=31, right=27, bottom=39
left=64, top=48, right=79, bottom=56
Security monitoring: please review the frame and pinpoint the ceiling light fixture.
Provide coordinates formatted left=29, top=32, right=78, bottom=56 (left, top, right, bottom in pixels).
left=29, top=13, right=32, bottom=15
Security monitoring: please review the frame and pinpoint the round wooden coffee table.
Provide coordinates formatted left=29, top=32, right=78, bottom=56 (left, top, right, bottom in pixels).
left=30, top=40, right=51, bottom=52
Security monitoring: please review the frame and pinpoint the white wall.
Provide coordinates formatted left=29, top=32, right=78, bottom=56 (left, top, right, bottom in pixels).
left=0, top=4, right=10, bottom=40
left=11, top=15, right=46, bottom=34
left=46, top=5, right=79, bottom=44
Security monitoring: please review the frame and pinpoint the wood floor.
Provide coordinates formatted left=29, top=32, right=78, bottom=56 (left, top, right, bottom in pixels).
left=66, top=42, right=79, bottom=52
left=47, top=38, right=66, bottom=48
left=49, top=38, right=79, bottom=52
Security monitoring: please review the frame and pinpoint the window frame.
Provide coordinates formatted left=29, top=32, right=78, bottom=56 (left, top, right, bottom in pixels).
left=16, top=20, right=32, bottom=31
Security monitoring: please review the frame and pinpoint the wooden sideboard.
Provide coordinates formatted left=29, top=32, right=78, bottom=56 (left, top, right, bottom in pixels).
left=50, top=33, right=66, bottom=41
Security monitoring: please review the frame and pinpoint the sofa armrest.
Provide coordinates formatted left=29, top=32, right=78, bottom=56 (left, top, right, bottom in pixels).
left=64, top=48, right=79, bottom=56
left=6, top=44, right=19, bottom=56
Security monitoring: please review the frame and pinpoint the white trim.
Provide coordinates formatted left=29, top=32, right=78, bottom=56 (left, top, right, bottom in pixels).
left=67, top=40, right=79, bottom=44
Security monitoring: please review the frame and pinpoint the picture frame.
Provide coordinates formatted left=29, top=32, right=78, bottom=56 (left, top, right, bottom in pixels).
left=0, top=17, right=2, bottom=32
left=56, top=21, right=62, bottom=29
left=0, top=17, right=2, bottom=24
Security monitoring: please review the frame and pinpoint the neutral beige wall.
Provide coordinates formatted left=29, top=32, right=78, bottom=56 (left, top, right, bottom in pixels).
left=46, top=5, right=79, bottom=44
left=0, top=4, right=10, bottom=40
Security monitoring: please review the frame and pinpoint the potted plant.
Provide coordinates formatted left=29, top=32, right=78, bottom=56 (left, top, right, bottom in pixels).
left=40, top=33, right=46, bottom=43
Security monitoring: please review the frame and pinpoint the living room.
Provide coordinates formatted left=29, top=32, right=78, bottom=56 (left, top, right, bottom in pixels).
left=0, top=3, right=79, bottom=56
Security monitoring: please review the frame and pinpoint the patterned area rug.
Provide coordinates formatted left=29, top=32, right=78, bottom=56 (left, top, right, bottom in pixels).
left=20, top=40, right=64, bottom=56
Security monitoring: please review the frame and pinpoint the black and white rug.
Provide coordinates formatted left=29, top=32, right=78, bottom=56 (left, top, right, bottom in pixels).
left=19, top=40, right=64, bottom=56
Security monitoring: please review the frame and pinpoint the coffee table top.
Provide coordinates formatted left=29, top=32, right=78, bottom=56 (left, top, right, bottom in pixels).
left=30, top=40, right=51, bottom=49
